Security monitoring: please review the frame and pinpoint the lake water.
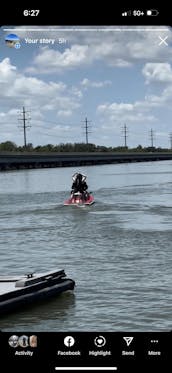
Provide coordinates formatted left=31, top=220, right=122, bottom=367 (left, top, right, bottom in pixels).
left=0, top=160, right=172, bottom=331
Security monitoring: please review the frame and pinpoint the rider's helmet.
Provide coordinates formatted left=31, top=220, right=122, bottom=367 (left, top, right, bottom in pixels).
left=72, top=172, right=87, bottom=182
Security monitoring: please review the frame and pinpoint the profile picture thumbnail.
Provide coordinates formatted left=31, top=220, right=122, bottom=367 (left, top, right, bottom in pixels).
left=18, top=335, right=29, bottom=348
left=29, top=335, right=37, bottom=347
left=5, top=33, right=21, bottom=48
left=8, top=335, right=19, bottom=348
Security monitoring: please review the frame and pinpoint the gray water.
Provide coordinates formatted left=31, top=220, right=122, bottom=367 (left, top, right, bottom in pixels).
left=0, top=161, right=172, bottom=332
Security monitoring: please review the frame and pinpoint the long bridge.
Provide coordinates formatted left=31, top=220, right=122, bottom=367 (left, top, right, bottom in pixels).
left=0, top=151, right=172, bottom=171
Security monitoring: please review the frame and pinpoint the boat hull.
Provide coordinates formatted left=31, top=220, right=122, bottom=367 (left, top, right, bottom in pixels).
left=0, top=270, right=75, bottom=315
left=64, top=193, right=95, bottom=206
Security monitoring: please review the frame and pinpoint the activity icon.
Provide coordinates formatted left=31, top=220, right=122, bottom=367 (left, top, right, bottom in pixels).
left=5, top=34, right=21, bottom=49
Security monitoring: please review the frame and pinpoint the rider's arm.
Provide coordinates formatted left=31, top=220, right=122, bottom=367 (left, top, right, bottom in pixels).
left=83, top=182, right=88, bottom=190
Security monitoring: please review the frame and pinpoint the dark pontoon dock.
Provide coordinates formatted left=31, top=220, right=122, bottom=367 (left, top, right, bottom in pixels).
left=0, top=151, right=172, bottom=171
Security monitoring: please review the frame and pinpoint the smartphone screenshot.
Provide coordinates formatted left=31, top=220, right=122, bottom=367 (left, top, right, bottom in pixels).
left=0, top=6, right=171, bottom=372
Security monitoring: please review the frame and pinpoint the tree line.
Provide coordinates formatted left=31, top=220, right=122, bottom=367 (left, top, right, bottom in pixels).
left=0, top=141, right=171, bottom=153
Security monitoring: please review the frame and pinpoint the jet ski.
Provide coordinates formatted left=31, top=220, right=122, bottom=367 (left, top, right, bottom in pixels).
left=64, top=191, right=95, bottom=206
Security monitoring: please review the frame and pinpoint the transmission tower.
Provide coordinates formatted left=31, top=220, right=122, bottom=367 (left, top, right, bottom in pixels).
left=18, top=107, right=31, bottom=147
left=149, top=128, right=155, bottom=147
left=169, top=133, right=172, bottom=149
left=121, top=124, right=128, bottom=147
left=82, top=117, right=92, bottom=144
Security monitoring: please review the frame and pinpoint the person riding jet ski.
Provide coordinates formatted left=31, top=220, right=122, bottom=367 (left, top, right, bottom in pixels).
left=71, top=172, right=88, bottom=200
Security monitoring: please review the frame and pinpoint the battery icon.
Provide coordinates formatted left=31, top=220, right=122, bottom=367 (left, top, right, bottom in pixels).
left=146, top=9, right=159, bottom=16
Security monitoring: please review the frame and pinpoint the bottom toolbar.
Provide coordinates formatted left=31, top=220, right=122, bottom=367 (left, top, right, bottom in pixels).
left=0, top=331, right=171, bottom=372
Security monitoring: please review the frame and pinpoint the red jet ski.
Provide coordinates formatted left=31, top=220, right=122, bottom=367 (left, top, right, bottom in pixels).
left=64, top=191, right=95, bottom=206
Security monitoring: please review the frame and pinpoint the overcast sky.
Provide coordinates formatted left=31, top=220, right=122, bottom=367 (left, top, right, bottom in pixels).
left=0, top=26, right=172, bottom=148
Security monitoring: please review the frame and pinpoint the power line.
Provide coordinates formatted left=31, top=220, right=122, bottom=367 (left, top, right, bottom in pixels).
left=18, top=107, right=31, bottom=147
left=34, top=118, right=79, bottom=126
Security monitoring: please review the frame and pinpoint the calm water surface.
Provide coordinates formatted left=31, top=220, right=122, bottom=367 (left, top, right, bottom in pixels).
left=0, top=161, right=172, bottom=331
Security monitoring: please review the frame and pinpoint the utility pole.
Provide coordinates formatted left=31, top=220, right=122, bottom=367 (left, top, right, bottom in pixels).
left=150, top=128, right=155, bottom=147
left=121, top=124, right=128, bottom=147
left=82, top=117, right=92, bottom=144
left=18, top=107, right=31, bottom=147
left=169, top=133, right=172, bottom=149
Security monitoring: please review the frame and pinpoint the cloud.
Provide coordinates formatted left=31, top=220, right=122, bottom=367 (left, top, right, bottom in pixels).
left=0, top=57, right=81, bottom=111
left=22, top=26, right=172, bottom=74
left=81, top=78, right=112, bottom=88
left=1, top=27, right=172, bottom=147
left=95, top=75, right=172, bottom=145
left=0, top=57, right=83, bottom=144
left=142, top=63, right=172, bottom=84
left=57, top=110, right=73, bottom=117
left=26, top=45, right=90, bottom=73
left=97, top=99, right=157, bottom=125
left=0, top=58, right=16, bottom=83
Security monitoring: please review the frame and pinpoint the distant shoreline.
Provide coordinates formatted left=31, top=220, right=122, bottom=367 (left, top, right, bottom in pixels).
left=0, top=151, right=172, bottom=171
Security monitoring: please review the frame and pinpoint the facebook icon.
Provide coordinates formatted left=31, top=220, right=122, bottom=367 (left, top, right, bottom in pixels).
left=64, top=336, right=75, bottom=347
